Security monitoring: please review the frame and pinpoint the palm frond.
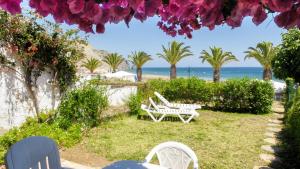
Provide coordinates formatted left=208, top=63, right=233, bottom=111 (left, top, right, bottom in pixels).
left=200, top=47, right=238, bottom=69
left=157, top=41, right=193, bottom=65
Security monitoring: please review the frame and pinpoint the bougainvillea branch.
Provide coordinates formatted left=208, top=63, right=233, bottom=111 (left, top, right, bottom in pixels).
left=1, top=0, right=299, bottom=38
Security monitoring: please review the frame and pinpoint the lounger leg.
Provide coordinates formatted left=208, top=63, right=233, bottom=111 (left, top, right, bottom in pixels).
left=185, top=114, right=195, bottom=123
left=157, top=114, right=166, bottom=122
left=178, top=114, right=187, bottom=123
left=146, top=111, right=159, bottom=122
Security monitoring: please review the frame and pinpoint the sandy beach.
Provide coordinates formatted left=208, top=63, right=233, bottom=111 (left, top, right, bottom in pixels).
left=142, top=74, right=170, bottom=81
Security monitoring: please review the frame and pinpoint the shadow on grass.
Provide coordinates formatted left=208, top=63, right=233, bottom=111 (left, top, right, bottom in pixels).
left=137, top=114, right=196, bottom=123
left=271, top=128, right=300, bottom=169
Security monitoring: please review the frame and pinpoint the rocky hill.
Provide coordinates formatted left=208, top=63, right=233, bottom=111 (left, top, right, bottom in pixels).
left=77, top=44, right=130, bottom=75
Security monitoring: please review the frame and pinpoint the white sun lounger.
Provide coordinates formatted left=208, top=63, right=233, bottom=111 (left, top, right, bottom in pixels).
left=144, top=141, right=199, bottom=169
left=141, top=98, right=199, bottom=123
left=154, top=92, right=201, bottom=110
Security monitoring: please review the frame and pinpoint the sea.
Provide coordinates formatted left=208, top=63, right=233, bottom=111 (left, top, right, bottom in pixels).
left=130, top=67, right=283, bottom=82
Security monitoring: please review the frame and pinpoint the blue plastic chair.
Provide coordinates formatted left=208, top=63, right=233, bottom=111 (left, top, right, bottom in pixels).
left=5, top=136, right=62, bottom=169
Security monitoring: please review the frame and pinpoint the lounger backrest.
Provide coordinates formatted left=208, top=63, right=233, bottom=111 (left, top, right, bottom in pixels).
left=154, top=92, right=170, bottom=106
left=145, top=141, right=199, bottom=169
left=149, top=97, right=160, bottom=111
left=5, top=136, right=62, bottom=169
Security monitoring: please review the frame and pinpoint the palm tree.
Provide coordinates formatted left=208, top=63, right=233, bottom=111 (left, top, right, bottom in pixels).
left=82, top=58, right=101, bottom=73
left=157, top=41, right=193, bottom=79
left=244, top=42, right=277, bottom=81
left=103, top=53, right=125, bottom=73
left=200, top=47, right=238, bottom=82
left=128, top=51, right=152, bottom=81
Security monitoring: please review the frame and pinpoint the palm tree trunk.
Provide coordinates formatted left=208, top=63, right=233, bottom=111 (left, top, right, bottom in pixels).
left=263, top=68, right=272, bottom=81
left=213, top=68, right=220, bottom=82
left=137, top=68, right=142, bottom=81
left=170, top=64, right=177, bottom=79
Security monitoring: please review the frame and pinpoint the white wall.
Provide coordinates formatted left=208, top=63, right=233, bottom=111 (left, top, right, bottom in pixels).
left=0, top=72, right=136, bottom=129
left=0, top=49, right=136, bottom=129
left=0, top=69, right=59, bottom=129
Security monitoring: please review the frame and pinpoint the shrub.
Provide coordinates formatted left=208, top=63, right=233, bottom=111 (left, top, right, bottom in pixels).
left=285, top=78, right=296, bottom=111
left=285, top=88, right=300, bottom=167
left=215, top=79, right=274, bottom=114
left=141, top=78, right=274, bottom=114
left=0, top=115, right=82, bottom=164
left=57, top=84, right=108, bottom=128
left=127, top=93, right=142, bottom=115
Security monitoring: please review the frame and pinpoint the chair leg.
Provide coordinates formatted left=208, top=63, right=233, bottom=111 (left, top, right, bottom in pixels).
left=146, top=111, right=159, bottom=122
left=185, top=114, right=195, bottom=123
left=157, top=114, right=166, bottom=122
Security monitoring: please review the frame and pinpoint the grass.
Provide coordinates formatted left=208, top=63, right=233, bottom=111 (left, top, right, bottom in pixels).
left=79, top=110, right=271, bottom=169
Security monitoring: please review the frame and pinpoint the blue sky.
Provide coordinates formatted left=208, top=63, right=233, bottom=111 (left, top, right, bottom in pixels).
left=84, top=16, right=285, bottom=68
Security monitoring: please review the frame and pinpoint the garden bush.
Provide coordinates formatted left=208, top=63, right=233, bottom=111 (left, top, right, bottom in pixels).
left=285, top=88, right=300, bottom=167
left=57, top=84, right=108, bottom=128
left=141, top=78, right=274, bottom=114
left=127, top=93, right=142, bottom=115
left=215, top=79, right=274, bottom=114
left=0, top=115, right=82, bottom=164
left=285, top=78, right=297, bottom=111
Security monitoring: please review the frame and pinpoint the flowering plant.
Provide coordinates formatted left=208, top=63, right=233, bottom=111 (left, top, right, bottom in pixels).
left=0, top=0, right=298, bottom=38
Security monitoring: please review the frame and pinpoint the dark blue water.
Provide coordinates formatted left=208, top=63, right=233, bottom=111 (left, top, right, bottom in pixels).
left=131, top=67, right=281, bottom=81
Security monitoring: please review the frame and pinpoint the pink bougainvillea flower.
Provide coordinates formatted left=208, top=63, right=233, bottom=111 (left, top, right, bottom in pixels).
left=67, top=0, right=85, bottom=14
left=0, top=0, right=299, bottom=38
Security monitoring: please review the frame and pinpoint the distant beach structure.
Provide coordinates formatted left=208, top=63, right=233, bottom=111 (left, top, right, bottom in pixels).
left=134, top=67, right=282, bottom=82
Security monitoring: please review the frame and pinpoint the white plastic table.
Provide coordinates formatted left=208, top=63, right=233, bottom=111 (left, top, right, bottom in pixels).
left=103, top=160, right=168, bottom=169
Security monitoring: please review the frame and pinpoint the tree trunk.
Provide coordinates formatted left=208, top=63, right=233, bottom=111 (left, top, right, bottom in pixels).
left=24, top=81, right=40, bottom=118
left=263, top=68, right=272, bottom=81
left=50, top=71, right=57, bottom=109
left=213, top=68, right=220, bottom=82
left=170, top=64, right=177, bottom=79
left=137, top=68, right=142, bottom=81
left=23, top=68, right=40, bottom=120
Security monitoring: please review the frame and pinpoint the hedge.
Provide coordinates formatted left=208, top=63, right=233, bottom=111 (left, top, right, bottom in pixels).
left=285, top=88, right=300, bottom=167
left=139, top=78, right=274, bottom=114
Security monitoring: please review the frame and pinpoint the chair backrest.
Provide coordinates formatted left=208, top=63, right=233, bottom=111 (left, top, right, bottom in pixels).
left=5, top=136, right=62, bottom=169
left=145, top=141, right=199, bottom=169
left=154, top=92, right=170, bottom=106
left=149, top=97, right=160, bottom=111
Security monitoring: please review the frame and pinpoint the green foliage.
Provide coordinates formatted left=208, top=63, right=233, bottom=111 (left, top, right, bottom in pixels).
left=0, top=115, right=82, bottom=164
left=272, top=28, right=300, bottom=83
left=0, top=11, right=85, bottom=94
left=157, top=41, right=193, bottom=65
left=57, top=84, right=108, bottom=128
left=215, top=79, right=274, bottom=114
left=82, top=58, right=101, bottom=73
left=127, top=93, right=142, bottom=115
left=200, top=47, right=238, bottom=69
left=103, top=53, right=125, bottom=73
left=141, top=78, right=274, bottom=114
left=285, top=88, right=300, bottom=167
left=245, top=42, right=276, bottom=69
left=128, top=51, right=152, bottom=68
left=285, top=78, right=296, bottom=111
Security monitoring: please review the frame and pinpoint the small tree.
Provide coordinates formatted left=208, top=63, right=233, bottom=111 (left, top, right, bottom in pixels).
left=245, top=42, right=277, bottom=81
left=0, top=11, right=85, bottom=119
left=128, top=51, right=152, bottom=81
left=157, top=41, right=192, bottom=79
left=103, top=53, right=124, bottom=73
left=272, top=28, right=300, bottom=83
left=82, top=58, right=101, bottom=73
left=200, top=47, right=238, bottom=82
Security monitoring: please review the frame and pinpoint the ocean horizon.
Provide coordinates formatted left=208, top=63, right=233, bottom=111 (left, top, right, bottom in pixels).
left=129, top=67, right=283, bottom=82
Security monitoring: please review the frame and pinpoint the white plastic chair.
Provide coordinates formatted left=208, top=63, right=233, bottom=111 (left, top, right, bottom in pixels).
left=141, top=98, right=199, bottom=123
left=154, top=92, right=201, bottom=110
left=144, top=141, right=199, bottom=169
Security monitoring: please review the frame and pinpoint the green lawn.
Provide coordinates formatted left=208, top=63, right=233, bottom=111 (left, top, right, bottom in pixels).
left=81, top=110, right=271, bottom=169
